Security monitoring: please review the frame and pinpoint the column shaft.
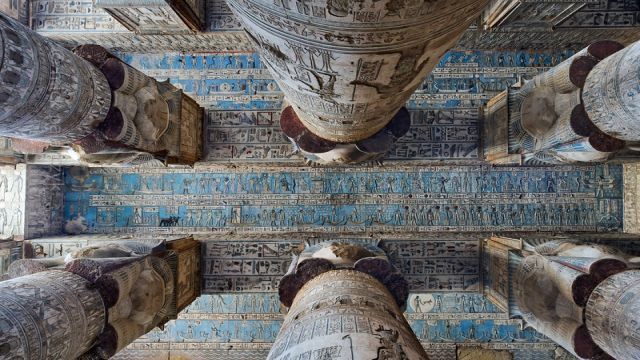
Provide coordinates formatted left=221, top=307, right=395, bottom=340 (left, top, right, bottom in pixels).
left=583, top=41, right=640, bottom=141
left=586, top=269, right=640, bottom=359
left=0, top=270, right=106, bottom=359
left=269, top=270, right=428, bottom=360
left=0, top=14, right=111, bottom=143
left=229, top=0, right=489, bottom=143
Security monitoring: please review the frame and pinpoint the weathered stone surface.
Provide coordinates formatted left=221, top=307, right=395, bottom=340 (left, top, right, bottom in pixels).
left=483, top=40, right=639, bottom=165
left=269, top=270, right=429, bottom=360
left=228, top=0, right=490, bottom=143
left=586, top=270, right=640, bottom=360
left=94, top=0, right=205, bottom=34
left=458, top=347, right=512, bottom=360
left=0, top=13, right=111, bottom=144
left=583, top=41, right=640, bottom=142
left=0, top=270, right=106, bottom=359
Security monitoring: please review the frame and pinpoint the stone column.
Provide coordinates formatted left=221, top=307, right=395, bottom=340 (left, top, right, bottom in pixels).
left=0, top=15, right=202, bottom=166
left=0, top=270, right=106, bottom=359
left=483, top=40, right=639, bottom=165
left=511, top=239, right=639, bottom=359
left=0, top=13, right=111, bottom=144
left=0, top=239, right=198, bottom=359
left=228, top=0, right=490, bottom=163
left=585, top=269, right=640, bottom=360
left=269, top=241, right=427, bottom=359
left=582, top=42, right=640, bottom=142
left=270, top=270, right=427, bottom=359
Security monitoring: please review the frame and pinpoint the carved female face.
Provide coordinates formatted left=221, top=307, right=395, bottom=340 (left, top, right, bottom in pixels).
left=129, top=269, right=165, bottom=326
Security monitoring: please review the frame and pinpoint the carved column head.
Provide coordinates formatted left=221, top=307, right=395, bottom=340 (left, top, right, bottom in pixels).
left=279, top=241, right=408, bottom=309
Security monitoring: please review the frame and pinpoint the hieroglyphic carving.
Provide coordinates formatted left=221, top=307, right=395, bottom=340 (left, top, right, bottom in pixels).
left=22, top=234, right=184, bottom=258
left=557, top=0, right=640, bottom=29
left=585, top=269, right=640, bottom=360
left=24, top=165, right=65, bottom=239
left=208, top=0, right=243, bottom=30
left=0, top=13, right=111, bottom=143
left=624, top=163, right=640, bottom=234
left=198, top=235, right=483, bottom=293
left=0, top=270, right=106, bottom=359
left=455, top=26, right=640, bottom=51
left=461, top=0, right=640, bottom=50
left=62, top=165, right=624, bottom=235
left=27, top=0, right=640, bottom=53
left=46, top=32, right=257, bottom=53
left=482, top=1, right=595, bottom=30
left=406, top=293, right=504, bottom=319
left=229, top=0, right=490, bottom=144
left=385, top=239, right=481, bottom=292
left=94, top=0, right=205, bottom=33
left=30, top=0, right=254, bottom=51
left=118, top=49, right=576, bottom=163
left=202, top=239, right=296, bottom=292
left=0, top=165, right=26, bottom=238
left=268, top=270, right=429, bottom=359
left=412, top=319, right=549, bottom=344
left=582, top=40, right=640, bottom=141
left=0, top=0, right=28, bottom=24
left=31, top=0, right=129, bottom=33
left=114, top=348, right=271, bottom=359
left=8, top=237, right=196, bottom=358
left=113, top=289, right=559, bottom=357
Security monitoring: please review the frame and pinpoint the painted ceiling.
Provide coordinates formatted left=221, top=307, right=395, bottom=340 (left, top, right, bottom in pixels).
left=7, top=0, right=640, bottom=359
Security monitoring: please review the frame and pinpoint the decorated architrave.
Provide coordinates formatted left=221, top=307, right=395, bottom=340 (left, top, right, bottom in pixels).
left=1, top=236, right=200, bottom=359
left=483, top=39, right=640, bottom=165
left=93, top=0, right=206, bottom=34
left=0, top=14, right=203, bottom=166
left=269, top=241, right=427, bottom=359
left=227, top=0, right=490, bottom=164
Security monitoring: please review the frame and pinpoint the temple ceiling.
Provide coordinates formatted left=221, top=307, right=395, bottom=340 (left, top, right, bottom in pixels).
left=1, top=1, right=640, bottom=359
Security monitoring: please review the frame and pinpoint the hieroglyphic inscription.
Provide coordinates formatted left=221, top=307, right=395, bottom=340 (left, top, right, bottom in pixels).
left=0, top=165, right=26, bottom=238
left=0, top=13, right=112, bottom=143
left=269, top=270, right=429, bottom=359
left=31, top=0, right=128, bottom=33
left=202, top=240, right=296, bottom=292
left=0, top=271, right=106, bottom=359
left=624, top=163, right=640, bottom=234
left=410, top=319, right=549, bottom=344
left=63, top=165, right=624, bottom=235
left=207, top=0, right=243, bottom=30
left=385, top=239, right=481, bottom=292
left=558, top=0, right=640, bottom=29
left=118, top=50, right=576, bottom=162
left=24, top=166, right=65, bottom=239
